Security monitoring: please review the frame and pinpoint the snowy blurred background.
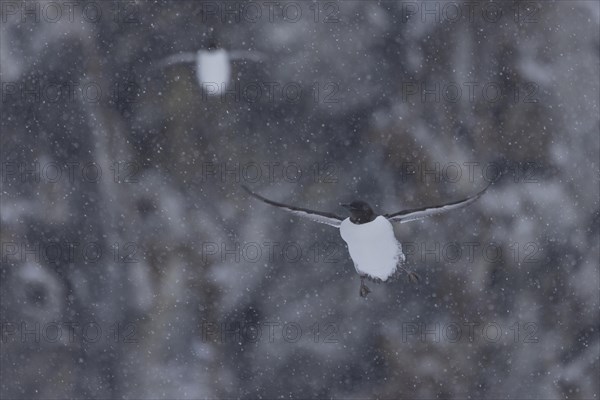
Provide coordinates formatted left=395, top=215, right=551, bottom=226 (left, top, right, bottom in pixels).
left=1, top=1, right=599, bottom=398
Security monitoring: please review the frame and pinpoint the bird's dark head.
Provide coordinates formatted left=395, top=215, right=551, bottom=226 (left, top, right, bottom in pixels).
left=341, top=201, right=376, bottom=224
left=206, top=39, right=218, bottom=51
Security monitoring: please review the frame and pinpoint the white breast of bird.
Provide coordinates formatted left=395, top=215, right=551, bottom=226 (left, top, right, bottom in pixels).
left=196, top=49, right=231, bottom=94
left=339, top=216, right=403, bottom=281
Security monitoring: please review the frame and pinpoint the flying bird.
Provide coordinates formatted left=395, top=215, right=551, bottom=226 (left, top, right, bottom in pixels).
left=242, top=182, right=492, bottom=297
left=155, top=43, right=263, bottom=95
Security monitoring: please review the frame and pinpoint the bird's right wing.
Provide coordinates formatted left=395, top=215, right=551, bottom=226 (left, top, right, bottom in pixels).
left=242, top=185, right=343, bottom=227
left=384, top=182, right=492, bottom=223
left=228, top=50, right=265, bottom=63
left=153, top=52, right=198, bottom=70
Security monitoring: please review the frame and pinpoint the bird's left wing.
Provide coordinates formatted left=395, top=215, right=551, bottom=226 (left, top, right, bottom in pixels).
left=384, top=182, right=492, bottom=223
left=242, top=185, right=343, bottom=227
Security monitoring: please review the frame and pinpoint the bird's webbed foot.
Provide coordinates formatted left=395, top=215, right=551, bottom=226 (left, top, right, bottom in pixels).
left=359, top=276, right=371, bottom=298
left=398, top=265, right=420, bottom=284
left=407, top=271, right=420, bottom=283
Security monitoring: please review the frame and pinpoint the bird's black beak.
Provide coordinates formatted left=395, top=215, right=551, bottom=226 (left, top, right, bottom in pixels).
left=340, top=203, right=352, bottom=210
